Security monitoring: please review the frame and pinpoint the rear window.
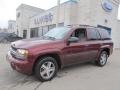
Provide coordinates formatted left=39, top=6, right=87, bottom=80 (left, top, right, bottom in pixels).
left=97, top=29, right=111, bottom=40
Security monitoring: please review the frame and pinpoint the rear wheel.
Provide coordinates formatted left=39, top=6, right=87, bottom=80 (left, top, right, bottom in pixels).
left=95, top=51, right=108, bottom=67
left=34, top=56, right=58, bottom=82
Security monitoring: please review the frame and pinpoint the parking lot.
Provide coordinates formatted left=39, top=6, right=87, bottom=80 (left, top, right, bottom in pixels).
left=0, top=44, right=120, bottom=90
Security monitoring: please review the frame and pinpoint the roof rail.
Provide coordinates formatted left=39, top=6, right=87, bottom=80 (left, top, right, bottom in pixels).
left=67, top=24, right=96, bottom=28
left=79, top=24, right=97, bottom=28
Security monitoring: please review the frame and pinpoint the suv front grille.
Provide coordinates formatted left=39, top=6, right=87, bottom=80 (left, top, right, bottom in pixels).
left=10, top=45, right=18, bottom=59
left=11, top=45, right=17, bottom=51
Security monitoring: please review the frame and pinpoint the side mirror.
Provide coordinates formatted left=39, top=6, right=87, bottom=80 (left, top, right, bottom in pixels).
left=68, top=37, right=79, bottom=43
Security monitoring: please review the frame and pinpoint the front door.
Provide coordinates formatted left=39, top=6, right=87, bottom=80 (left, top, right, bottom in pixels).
left=63, top=28, right=88, bottom=65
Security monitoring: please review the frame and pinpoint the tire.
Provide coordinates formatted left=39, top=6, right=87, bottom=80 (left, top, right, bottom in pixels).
left=95, top=51, right=108, bottom=67
left=34, top=56, right=58, bottom=82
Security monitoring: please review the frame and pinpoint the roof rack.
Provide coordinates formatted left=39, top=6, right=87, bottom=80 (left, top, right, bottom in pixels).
left=67, top=24, right=97, bottom=28
left=79, top=25, right=96, bottom=27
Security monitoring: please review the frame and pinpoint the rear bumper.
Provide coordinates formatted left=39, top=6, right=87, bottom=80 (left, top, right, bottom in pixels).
left=6, top=51, right=33, bottom=75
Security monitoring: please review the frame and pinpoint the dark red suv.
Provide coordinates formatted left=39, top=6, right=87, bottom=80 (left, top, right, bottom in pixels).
left=7, top=25, right=113, bottom=82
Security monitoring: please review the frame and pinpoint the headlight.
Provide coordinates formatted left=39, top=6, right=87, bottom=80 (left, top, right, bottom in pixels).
left=17, top=49, right=28, bottom=55
left=17, top=49, right=28, bottom=60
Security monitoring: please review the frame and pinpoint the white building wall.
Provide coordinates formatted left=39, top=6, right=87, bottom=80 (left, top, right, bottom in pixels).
left=75, top=0, right=119, bottom=25
left=115, top=20, right=120, bottom=48
left=29, top=1, right=75, bottom=28
left=76, top=0, right=119, bottom=48
left=16, top=4, right=45, bottom=38
left=91, top=0, right=119, bottom=48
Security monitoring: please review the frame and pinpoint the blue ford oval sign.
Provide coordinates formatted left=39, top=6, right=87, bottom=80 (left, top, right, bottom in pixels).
left=102, top=0, right=113, bottom=12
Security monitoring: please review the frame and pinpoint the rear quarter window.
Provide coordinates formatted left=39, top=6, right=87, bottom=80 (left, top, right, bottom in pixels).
left=97, top=29, right=111, bottom=40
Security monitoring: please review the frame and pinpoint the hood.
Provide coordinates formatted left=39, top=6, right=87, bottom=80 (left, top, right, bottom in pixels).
left=11, top=38, right=57, bottom=49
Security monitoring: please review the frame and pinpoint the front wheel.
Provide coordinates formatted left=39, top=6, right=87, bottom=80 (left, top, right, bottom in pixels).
left=95, top=51, right=108, bottom=67
left=34, top=56, right=58, bottom=82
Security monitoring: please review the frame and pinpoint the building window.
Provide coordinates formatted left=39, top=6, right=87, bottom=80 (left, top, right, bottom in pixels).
left=30, top=28, right=39, bottom=38
left=48, top=24, right=56, bottom=30
left=58, top=23, right=64, bottom=27
left=17, top=12, right=20, bottom=18
left=42, top=26, right=49, bottom=35
left=38, top=27, right=43, bottom=37
left=23, top=30, right=27, bottom=38
left=17, top=29, right=19, bottom=35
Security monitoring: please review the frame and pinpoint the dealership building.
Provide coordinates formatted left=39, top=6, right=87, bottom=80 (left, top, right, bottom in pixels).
left=8, top=20, right=16, bottom=33
left=16, top=0, right=120, bottom=48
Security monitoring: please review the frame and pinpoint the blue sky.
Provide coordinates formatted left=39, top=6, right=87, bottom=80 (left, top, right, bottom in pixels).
left=0, top=0, right=119, bottom=28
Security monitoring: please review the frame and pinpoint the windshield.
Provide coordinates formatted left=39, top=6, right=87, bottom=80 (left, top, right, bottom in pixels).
left=44, top=27, right=70, bottom=39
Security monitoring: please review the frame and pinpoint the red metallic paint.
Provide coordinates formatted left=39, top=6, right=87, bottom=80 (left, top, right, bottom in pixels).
left=7, top=26, right=113, bottom=74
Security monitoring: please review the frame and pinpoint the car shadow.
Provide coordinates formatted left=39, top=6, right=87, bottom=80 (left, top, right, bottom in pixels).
left=57, top=62, right=96, bottom=77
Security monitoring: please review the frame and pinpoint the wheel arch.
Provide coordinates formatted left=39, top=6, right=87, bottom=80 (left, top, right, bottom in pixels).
left=101, top=48, right=110, bottom=56
left=32, top=53, right=62, bottom=74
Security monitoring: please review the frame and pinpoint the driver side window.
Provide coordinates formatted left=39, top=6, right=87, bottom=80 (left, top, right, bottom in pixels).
left=71, top=28, right=86, bottom=41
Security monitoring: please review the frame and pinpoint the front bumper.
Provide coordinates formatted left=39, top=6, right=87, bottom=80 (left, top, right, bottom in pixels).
left=6, top=51, right=33, bottom=75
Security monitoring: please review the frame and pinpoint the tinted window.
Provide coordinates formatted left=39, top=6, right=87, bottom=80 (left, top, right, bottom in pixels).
left=87, top=28, right=100, bottom=40
left=98, top=29, right=111, bottom=40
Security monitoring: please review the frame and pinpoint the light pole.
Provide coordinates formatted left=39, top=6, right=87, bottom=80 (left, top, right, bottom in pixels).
left=56, top=0, right=60, bottom=27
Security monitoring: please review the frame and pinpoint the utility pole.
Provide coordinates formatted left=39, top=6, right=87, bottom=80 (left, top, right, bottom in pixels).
left=56, top=0, right=60, bottom=27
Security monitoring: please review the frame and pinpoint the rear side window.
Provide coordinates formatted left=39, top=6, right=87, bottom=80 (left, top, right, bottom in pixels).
left=97, top=29, right=111, bottom=40
left=87, top=28, right=101, bottom=40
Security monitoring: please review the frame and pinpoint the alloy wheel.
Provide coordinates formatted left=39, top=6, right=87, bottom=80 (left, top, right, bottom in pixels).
left=40, top=61, right=55, bottom=80
left=100, top=53, right=107, bottom=66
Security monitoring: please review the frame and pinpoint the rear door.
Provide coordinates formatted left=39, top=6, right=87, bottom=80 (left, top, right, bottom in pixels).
left=84, top=28, right=102, bottom=61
